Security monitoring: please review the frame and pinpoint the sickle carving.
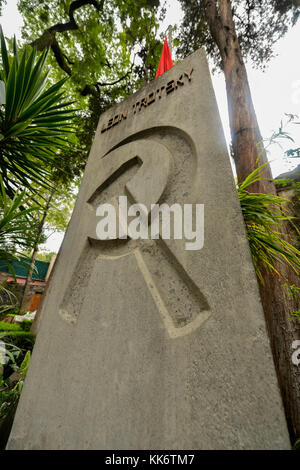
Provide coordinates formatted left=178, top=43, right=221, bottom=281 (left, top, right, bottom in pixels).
left=59, top=138, right=211, bottom=338
left=86, top=140, right=171, bottom=240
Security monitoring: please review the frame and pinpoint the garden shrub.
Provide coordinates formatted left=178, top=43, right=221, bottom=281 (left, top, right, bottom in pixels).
left=1, top=332, right=35, bottom=351
left=19, top=320, right=33, bottom=332
left=0, top=322, right=22, bottom=332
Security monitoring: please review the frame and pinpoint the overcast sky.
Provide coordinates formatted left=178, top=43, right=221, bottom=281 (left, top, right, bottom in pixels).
left=1, top=0, right=300, bottom=252
left=160, top=0, right=300, bottom=178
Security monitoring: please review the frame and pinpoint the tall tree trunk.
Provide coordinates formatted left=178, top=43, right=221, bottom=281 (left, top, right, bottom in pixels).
left=20, top=190, right=55, bottom=314
left=204, top=0, right=274, bottom=193
left=203, top=0, right=300, bottom=444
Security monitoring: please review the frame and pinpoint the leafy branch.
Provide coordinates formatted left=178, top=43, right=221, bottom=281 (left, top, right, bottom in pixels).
left=0, top=27, right=76, bottom=196
left=30, top=1, right=105, bottom=80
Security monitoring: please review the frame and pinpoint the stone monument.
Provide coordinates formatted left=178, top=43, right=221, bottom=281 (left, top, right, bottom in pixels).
left=7, top=49, right=290, bottom=449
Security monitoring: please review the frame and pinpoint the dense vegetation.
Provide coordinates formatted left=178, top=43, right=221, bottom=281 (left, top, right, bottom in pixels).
left=0, top=0, right=299, bottom=447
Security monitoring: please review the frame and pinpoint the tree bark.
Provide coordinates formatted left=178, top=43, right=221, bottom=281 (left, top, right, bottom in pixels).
left=20, top=190, right=55, bottom=314
left=203, top=0, right=300, bottom=444
left=259, top=264, right=300, bottom=445
left=30, top=1, right=105, bottom=85
left=30, top=252, right=58, bottom=335
left=204, top=0, right=274, bottom=193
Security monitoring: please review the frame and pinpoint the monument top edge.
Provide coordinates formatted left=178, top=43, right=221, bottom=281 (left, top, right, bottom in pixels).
left=99, top=47, right=207, bottom=119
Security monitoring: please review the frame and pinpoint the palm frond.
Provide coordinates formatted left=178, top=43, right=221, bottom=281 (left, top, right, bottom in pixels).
left=238, top=165, right=300, bottom=284
left=0, top=175, right=39, bottom=260
left=0, top=26, right=76, bottom=197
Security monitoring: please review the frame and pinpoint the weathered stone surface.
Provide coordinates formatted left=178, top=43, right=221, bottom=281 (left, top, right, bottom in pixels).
left=7, top=49, right=290, bottom=450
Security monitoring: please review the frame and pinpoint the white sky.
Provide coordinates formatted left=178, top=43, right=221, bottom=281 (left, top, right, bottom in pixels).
left=1, top=0, right=300, bottom=252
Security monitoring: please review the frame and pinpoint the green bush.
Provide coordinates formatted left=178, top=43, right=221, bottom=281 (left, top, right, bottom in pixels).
left=238, top=164, right=300, bottom=284
left=0, top=321, right=22, bottom=332
left=1, top=331, right=35, bottom=351
left=1, top=331, right=35, bottom=380
left=0, top=350, right=31, bottom=449
left=19, top=320, right=33, bottom=332
left=0, top=320, right=33, bottom=332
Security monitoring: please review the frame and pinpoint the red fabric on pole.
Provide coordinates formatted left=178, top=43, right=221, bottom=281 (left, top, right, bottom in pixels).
left=155, top=36, right=173, bottom=78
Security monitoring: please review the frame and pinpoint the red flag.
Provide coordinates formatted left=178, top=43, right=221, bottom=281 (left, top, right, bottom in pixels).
left=155, top=36, right=173, bottom=78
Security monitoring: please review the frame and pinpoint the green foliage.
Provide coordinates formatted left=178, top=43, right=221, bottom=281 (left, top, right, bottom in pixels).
left=268, top=114, right=300, bottom=162
left=288, top=183, right=300, bottom=248
left=177, top=0, right=299, bottom=70
left=16, top=182, right=77, bottom=258
left=291, top=310, right=300, bottom=320
left=37, top=251, right=56, bottom=262
left=0, top=321, right=23, bottom=332
left=0, top=26, right=76, bottom=196
left=285, top=283, right=300, bottom=301
left=0, top=377, right=19, bottom=418
left=42, top=184, right=77, bottom=233
left=293, top=437, right=300, bottom=450
left=12, top=1, right=166, bottom=246
left=0, top=315, right=32, bottom=435
left=0, top=320, right=32, bottom=332
left=18, top=0, right=164, bottom=102
left=0, top=350, right=31, bottom=421
left=19, top=320, right=32, bottom=331
left=284, top=284, right=300, bottom=320
left=238, top=164, right=300, bottom=284
left=269, top=116, right=300, bottom=251
left=0, top=331, right=35, bottom=352
left=0, top=1, right=6, bottom=17
left=0, top=282, right=19, bottom=320
left=0, top=174, right=40, bottom=314
left=0, top=175, right=39, bottom=259
left=13, top=2, right=167, bottom=247
left=0, top=332, right=23, bottom=372
left=22, top=250, right=56, bottom=262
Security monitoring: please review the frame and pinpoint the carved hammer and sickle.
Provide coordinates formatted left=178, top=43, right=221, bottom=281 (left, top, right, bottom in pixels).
left=60, top=137, right=210, bottom=338
left=83, top=139, right=211, bottom=338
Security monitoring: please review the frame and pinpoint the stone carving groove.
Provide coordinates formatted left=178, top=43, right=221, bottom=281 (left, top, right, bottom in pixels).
left=59, top=129, right=211, bottom=337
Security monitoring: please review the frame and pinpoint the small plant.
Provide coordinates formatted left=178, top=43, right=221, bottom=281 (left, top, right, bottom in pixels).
left=0, top=333, right=23, bottom=375
left=0, top=331, right=35, bottom=353
left=293, top=438, right=300, bottom=450
left=19, top=320, right=33, bottom=332
left=0, top=376, right=21, bottom=419
left=0, top=321, right=22, bottom=332
left=291, top=310, right=300, bottom=320
left=0, top=340, right=31, bottom=449
left=0, top=174, right=39, bottom=262
left=284, top=284, right=300, bottom=302
left=0, top=350, right=31, bottom=419
left=238, top=164, right=300, bottom=284
left=0, top=281, right=19, bottom=320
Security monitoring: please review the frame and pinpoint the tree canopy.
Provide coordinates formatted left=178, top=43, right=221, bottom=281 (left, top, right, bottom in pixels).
left=16, top=0, right=166, bottom=187
left=177, top=0, right=300, bottom=70
left=18, top=0, right=165, bottom=102
left=0, top=1, right=6, bottom=17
